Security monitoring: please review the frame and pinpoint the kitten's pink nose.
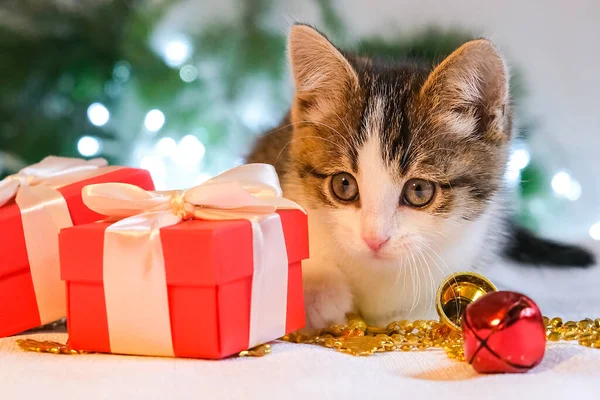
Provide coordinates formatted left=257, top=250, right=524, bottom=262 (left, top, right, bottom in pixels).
left=362, top=235, right=390, bottom=252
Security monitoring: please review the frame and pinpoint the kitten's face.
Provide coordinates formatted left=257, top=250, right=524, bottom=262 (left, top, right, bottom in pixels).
left=286, top=25, right=512, bottom=265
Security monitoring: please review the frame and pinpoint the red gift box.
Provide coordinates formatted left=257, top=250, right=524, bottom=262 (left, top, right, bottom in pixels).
left=60, top=209, right=308, bottom=359
left=0, top=160, right=154, bottom=338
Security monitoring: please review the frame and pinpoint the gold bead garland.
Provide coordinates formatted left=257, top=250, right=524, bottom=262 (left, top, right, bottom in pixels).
left=543, top=317, right=600, bottom=348
left=16, top=338, right=86, bottom=355
left=282, top=315, right=465, bottom=358
left=280, top=314, right=600, bottom=358
left=16, top=334, right=272, bottom=358
left=14, top=315, right=600, bottom=358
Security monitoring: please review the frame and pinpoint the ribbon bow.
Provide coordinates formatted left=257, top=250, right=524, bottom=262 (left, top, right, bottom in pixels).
left=81, top=163, right=305, bottom=357
left=82, top=163, right=303, bottom=223
left=0, top=156, right=108, bottom=208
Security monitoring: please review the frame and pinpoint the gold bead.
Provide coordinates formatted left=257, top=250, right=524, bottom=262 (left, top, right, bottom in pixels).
left=348, top=319, right=367, bottom=332
left=383, top=321, right=402, bottom=333
left=578, top=319, right=593, bottom=331
left=398, top=320, right=414, bottom=332
left=413, top=320, right=426, bottom=329
left=561, top=321, right=578, bottom=340
left=550, top=317, right=563, bottom=328
left=428, top=320, right=440, bottom=328
left=405, top=333, right=419, bottom=343
left=400, top=344, right=413, bottom=352
left=390, top=333, right=405, bottom=342
left=547, top=331, right=562, bottom=342
left=314, top=336, right=327, bottom=345
left=368, top=326, right=392, bottom=335
left=239, top=343, right=271, bottom=357
left=327, top=324, right=347, bottom=336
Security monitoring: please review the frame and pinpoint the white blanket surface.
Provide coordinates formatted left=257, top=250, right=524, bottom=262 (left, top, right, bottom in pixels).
left=2, top=259, right=600, bottom=399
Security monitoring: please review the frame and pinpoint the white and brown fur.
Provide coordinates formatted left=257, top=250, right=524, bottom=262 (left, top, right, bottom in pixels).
left=247, top=24, right=594, bottom=330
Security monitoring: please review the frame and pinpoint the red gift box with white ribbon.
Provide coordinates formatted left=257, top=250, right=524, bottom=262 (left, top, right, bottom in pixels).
left=59, top=164, right=308, bottom=359
left=0, top=156, right=154, bottom=338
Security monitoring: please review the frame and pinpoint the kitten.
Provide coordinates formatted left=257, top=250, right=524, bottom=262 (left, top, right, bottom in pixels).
left=247, top=24, right=595, bottom=330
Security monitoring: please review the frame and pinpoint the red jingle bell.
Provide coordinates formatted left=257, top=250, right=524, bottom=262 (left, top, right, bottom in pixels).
left=462, top=291, right=546, bottom=374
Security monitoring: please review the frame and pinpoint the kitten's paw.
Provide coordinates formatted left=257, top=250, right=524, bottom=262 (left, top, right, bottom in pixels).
left=301, top=274, right=354, bottom=333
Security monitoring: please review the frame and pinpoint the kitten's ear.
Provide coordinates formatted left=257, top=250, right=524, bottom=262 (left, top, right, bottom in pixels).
left=420, top=39, right=510, bottom=142
left=288, top=24, right=359, bottom=104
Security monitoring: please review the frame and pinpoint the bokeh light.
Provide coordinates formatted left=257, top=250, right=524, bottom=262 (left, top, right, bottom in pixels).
left=77, top=136, right=101, bottom=157
left=510, top=149, right=530, bottom=171
left=565, top=180, right=582, bottom=202
left=112, top=61, right=131, bottom=83
left=87, top=103, right=110, bottom=127
left=551, top=171, right=571, bottom=195
left=164, top=39, right=191, bottom=67
left=156, top=137, right=177, bottom=157
left=504, top=148, right=530, bottom=184
left=175, top=135, right=205, bottom=166
left=589, top=222, right=600, bottom=240
left=179, top=65, right=198, bottom=83
left=140, top=155, right=166, bottom=179
left=551, top=171, right=581, bottom=202
left=144, top=109, right=166, bottom=132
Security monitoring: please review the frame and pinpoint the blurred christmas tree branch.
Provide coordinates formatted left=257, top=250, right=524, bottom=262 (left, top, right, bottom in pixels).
left=0, top=0, right=542, bottom=230
left=0, top=0, right=115, bottom=38
left=0, top=0, right=136, bottom=171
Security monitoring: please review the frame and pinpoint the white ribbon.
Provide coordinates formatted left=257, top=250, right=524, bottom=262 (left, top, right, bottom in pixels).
left=0, top=156, right=111, bottom=325
left=82, top=163, right=305, bottom=356
left=0, top=156, right=108, bottom=207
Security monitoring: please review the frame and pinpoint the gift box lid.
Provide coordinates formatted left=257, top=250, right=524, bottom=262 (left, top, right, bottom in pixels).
left=60, top=209, right=308, bottom=287
left=0, top=167, right=154, bottom=280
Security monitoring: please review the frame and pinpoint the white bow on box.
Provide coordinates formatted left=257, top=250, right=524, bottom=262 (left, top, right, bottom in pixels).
left=0, top=156, right=108, bottom=207
left=81, top=163, right=305, bottom=357
left=0, top=156, right=113, bottom=325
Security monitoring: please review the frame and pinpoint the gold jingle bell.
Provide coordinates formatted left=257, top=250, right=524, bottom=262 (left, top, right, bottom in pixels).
left=435, top=271, right=498, bottom=332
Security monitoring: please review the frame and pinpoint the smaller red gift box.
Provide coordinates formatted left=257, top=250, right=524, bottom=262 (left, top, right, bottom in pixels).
left=0, top=160, right=154, bottom=338
left=60, top=209, right=308, bottom=359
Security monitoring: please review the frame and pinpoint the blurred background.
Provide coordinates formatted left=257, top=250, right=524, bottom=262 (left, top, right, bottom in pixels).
left=0, top=0, right=598, bottom=245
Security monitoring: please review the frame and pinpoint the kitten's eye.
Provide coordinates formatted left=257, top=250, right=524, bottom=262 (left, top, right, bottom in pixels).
left=402, top=179, right=435, bottom=208
left=330, top=172, right=359, bottom=202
